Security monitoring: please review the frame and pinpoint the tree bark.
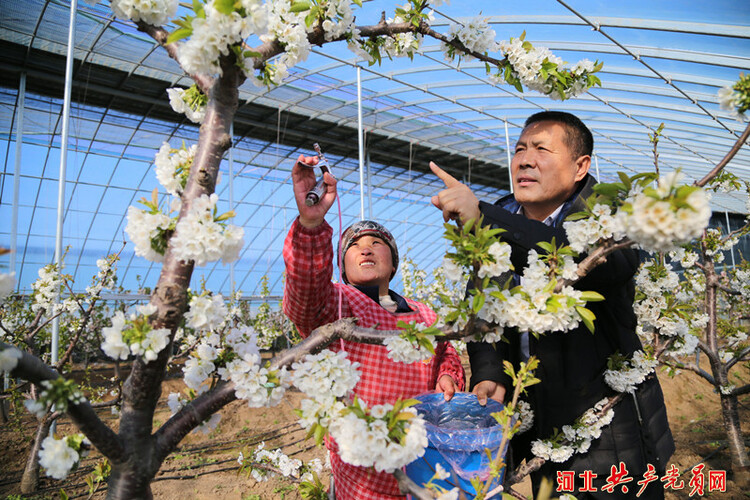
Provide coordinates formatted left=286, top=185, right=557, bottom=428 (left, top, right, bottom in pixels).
left=20, top=412, right=56, bottom=494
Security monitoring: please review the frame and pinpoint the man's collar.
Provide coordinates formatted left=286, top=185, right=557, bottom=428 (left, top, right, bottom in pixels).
left=352, top=284, right=414, bottom=313
left=515, top=203, right=565, bottom=227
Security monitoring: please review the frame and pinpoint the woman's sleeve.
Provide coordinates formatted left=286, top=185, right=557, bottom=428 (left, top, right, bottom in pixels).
left=434, top=340, right=466, bottom=391
left=281, top=218, right=339, bottom=337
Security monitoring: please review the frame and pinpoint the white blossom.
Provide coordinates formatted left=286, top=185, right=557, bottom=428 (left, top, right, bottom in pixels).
left=125, top=205, right=173, bottom=262
left=25, top=398, right=48, bottom=419
left=38, top=436, right=79, bottom=479
left=0, top=272, right=15, bottom=301
left=166, top=88, right=205, bottom=123
left=441, top=257, right=464, bottom=282
left=185, top=293, right=229, bottom=331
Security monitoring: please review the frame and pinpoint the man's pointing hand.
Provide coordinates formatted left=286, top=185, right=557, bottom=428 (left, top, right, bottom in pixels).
left=430, top=161, right=481, bottom=224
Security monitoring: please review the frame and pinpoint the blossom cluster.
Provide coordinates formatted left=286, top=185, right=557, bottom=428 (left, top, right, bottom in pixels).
left=238, top=441, right=324, bottom=483
left=178, top=2, right=254, bottom=76
left=180, top=323, right=279, bottom=405
left=717, top=73, right=750, bottom=121
left=101, top=303, right=171, bottom=363
left=185, top=292, right=229, bottom=332
left=442, top=16, right=497, bottom=58
left=154, top=141, right=197, bottom=196
left=31, top=264, right=62, bottom=315
left=494, top=36, right=596, bottom=99
left=171, top=193, right=244, bottom=266
left=293, top=350, right=359, bottom=436
left=125, top=204, right=174, bottom=262
left=620, top=172, right=711, bottom=253
left=478, top=250, right=589, bottom=336
left=730, top=267, right=750, bottom=300
left=634, top=261, right=704, bottom=358
left=383, top=332, right=436, bottom=364
left=514, top=400, right=534, bottom=434
left=442, top=240, right=513, bottom=283
left=530, top=398, right=614, bottom=462
left=166, top=87, right=206, bottom=124
left=604, top=350, right=658, bottom=394
left=109, top=0, right=177, bottom=26
left=24, top=378, right=87, bottom=419
left=563, top=203, right=626, bottom=254
left=328, top=401, right=428, bottom=472
left=292, top=349, right=360, bottom=401
left=84, top=257, right=118, bottom=296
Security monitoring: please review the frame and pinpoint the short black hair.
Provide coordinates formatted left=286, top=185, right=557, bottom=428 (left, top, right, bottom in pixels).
left=524, top=111, right=593, bottom=159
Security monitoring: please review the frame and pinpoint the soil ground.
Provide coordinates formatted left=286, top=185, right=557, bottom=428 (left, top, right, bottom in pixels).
left=0, top=354, right=748, bottom=500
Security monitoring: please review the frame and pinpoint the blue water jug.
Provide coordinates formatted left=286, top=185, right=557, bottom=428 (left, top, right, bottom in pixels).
left=405, top=392, right=512, bottom=498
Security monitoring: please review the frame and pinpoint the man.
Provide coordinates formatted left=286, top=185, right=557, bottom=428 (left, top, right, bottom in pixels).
left=283, top=154, right=464, bottom=499
left=431, top=111, right=674, bottom=498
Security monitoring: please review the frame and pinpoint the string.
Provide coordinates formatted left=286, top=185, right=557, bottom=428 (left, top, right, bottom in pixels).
left=335, top=179, right=345, bottom=352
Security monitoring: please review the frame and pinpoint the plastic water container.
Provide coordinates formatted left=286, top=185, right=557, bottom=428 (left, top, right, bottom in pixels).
left=404, top=392, right=511, bottom=497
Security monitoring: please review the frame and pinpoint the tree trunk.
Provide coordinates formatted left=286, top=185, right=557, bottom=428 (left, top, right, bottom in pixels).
left=719, top=393, right=750, bottom=475
left=106, top=465, right=154, bottom=500
left=20, top=414, right=55, bottom=494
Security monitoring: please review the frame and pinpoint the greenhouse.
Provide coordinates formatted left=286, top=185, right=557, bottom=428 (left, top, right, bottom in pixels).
left=0, top=0, right=749, bottom=498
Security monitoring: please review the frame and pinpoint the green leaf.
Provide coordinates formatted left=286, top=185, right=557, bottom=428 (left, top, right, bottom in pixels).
left=213, top=0, right=235, bottom=15
left=565, top=211, right=590, bottom=222
left=575, top=306, right=596, bottom=333
left=313, top=423, right=326, bottom=445
left=353, top=0, right=363, bottom=6
left=472, top=293, right=486, bottom=314
left=167, top=27, right=192, bottom=44
left=290, top=1, right=311, bottom=13
left=579, top=291, right=605, bottom=302
left=617, top=171, right=632, bottom=190
left=592, top=182, right=625, bottom=198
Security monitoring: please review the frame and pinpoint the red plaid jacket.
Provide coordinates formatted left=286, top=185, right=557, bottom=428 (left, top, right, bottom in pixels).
left=283, top=218, right=465, bottom=500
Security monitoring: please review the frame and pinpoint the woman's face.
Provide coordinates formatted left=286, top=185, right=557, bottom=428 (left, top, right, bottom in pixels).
left=344, top=235, right=394, bottom=295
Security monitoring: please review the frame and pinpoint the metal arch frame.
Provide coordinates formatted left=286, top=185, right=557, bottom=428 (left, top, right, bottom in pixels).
left=429, top=15, right=749, bottom=39
left=4, top=0, right=750, bottom=297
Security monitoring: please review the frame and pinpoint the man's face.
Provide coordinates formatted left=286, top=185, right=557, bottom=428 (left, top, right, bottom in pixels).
left=344, top=235, right=394, bottom=295
left=511, top=120, right=590, bottom=221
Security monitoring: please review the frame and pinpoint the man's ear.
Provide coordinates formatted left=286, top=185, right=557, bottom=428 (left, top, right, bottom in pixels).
left=574, top=155, right=591, bottom=182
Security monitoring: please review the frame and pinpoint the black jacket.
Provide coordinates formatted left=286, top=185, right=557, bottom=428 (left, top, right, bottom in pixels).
left=469, top=174, right=674, bottom=498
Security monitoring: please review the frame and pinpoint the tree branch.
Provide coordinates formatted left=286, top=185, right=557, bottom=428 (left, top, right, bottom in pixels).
left=1, top=342, right=125, bottom=462
left=727, top=347, right=750, bottom=370
left=393, top=469, right=434, bottom=499
left=730, top=384, right=750, bottom=397
left=555, top=238, right=636, bottom=292
left=661, top=360, right=715, bottom=385
left=154, top=381, right=237, bottom=464
left=695, top=121, right=750, bottom=187
left=135, top=21, right=215, bottom=93
left=506, top=393, right=624, bottom=486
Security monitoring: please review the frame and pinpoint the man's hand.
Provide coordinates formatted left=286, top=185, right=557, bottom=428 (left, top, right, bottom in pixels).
left=292, top=154, right=337, bottom=228
left=430, top=161, right=481, bottom=225
left=472, top=380, right=506, bottom=406
left=436, top=374, right=459, bottom=402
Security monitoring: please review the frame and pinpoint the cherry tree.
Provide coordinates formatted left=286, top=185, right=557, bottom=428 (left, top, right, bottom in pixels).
left=0, top=1, right=747, bottom=499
